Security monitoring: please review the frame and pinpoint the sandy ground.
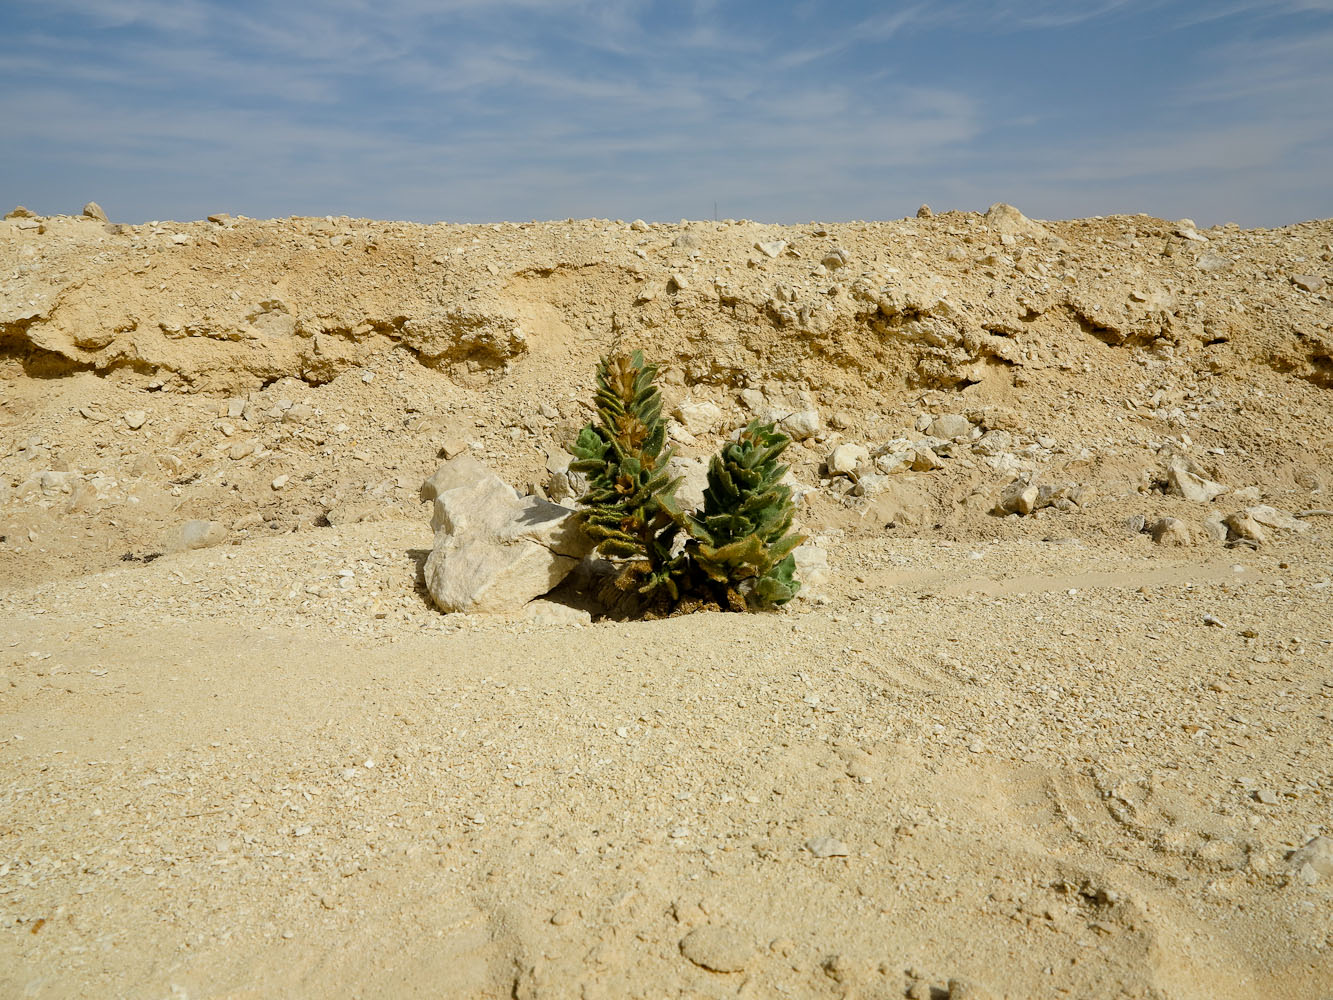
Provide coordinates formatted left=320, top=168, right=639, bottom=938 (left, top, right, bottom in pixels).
left=2, top=206, right=1331, bottom=998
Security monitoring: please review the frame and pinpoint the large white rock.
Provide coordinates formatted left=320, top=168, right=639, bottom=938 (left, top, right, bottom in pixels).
left=420, top=454, right=505, bottom=503
left=425, top=476, right=595, bottom=613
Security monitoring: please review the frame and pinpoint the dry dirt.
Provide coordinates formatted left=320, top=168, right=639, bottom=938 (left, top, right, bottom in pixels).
left=1, top=205, right=1331, bottom=999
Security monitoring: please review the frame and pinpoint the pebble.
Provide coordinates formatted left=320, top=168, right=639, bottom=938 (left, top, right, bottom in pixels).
left=271, top=475, right=290, bottom=491
left=806, top=836, right=849, bottom=858
left=1253, top=789, right=1279, bottom=806
left=123, top=410, right=147, bottom=430
left=679, top=926, right=752, bottom=973
left=755, top=240, right=787, bottom=259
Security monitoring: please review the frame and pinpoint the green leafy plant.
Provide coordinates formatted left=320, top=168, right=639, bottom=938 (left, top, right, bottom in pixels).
left=688, top=420, right=805, bottom=609
left=569, top=351, right=692, bottom=607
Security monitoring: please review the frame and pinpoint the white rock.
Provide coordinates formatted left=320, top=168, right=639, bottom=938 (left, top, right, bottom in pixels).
left=123, top=410, right=147, bottom=430
left=630, top=218, right=649, bottom=232
left=271, top=474, right=290, bottom=491
left=1166, top=458, right=1227, bottom=503
left=779, top=409, right=821, bottom=441
left=792, top=543, right=829, bottom=590
left=983, top=203, right=1050, bottom=241
left=420, top=454, right=506, bottom=503
left=1149, top=516, right=1192, bottom=547
left=827, top=443, right=868, bottom=476
left=673, top=399, right=722, bottom=435
left=666, top=456, right=710, bottom=513
left=995, top=480, right=1039, bottom=516
left=755, top=240, right=787, bottom=258
left=1289, top=837, right=1333, bottom=881
left=973, top=429, right=1013, bottom=456
left=424, top=476, right=596, bottom=613
left=806, top=836, right=849, bottom=858
left=928, top=414, right=972, bottom=441
left=180, top=519, right=226, bottom=550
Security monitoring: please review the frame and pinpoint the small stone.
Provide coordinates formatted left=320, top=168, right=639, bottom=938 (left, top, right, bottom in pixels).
left=550, top=908, right=577, bottom=926
left=1202, top=614, right=1225, bottom=627
left=180, top=519, right=226, bottom=550
left=679, top=926, right=751, bottom=973
left=1149, top=516, right=1192, bottom=546
left=821, top=248, right=849, bottom=269
left=5, top=205, right=36, bottom=219
left=1195, top=253, right=1233, bottom=274
left=1124, top=514, right=1147, bottom=534
left=779, top=409, right=821, bottom=441
left=1288, top=837, right=1333, bottom=880
left=672, top=232, right=702, bottom=249
left=282, top=403, right=314, bottom=424
left=293, top=825, right=312, bottom=837
left=630, top=219, right=649, bottom=232
left=994, top=480, right=1039, bottom=516
left=1166, top=458, right=1227, bottom=503
left=1290, top=274, right=1326, bottom=293
left=1253, top=789, right=1279, bottom=806
left=827, top=443, right=868, bottom=477
left=917, top=204, right=933, bottom=219
left=972, top=429, right=1012, bottom=456
left=123, top=410, right=147, bottom=430
left=271, top=475, right=290, bottom=491
left=82, top=201, right=109, bottom=222
left=755, top=240, right=787, bottom=258
left=805, top=836, right=848, bottom=858
left=928, top=414, right=972, bottom=441
left=674, top=399, right=722, bottom=435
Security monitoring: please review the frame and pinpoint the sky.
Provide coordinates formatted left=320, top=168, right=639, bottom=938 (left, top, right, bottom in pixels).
left=1, top=0, right=1330, bottom=227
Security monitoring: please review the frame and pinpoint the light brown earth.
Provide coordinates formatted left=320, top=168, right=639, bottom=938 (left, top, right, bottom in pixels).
left=1, top=206, right=1331, bottom=999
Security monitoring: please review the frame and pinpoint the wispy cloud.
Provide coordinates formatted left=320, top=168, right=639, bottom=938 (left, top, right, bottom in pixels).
left=0, top=0, right=1329, bottom=225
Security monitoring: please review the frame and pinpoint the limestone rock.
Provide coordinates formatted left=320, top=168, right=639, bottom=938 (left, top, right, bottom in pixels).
left=82, top=201, right=109, bottom=223
left=779, top=409, right=821, bottom=441
left=1288, top=837, right=1333, bottom=882
left=792, top=543, right=829, bottom=591
left=420, top=454, right=505, bottom=503
left=1291, top=274, right=1326, bottom=293
left=1165, top=458, right=1227, bottom=503
left=995, top=480, right=1039, bottom=516
left=1149, top=516, right=1192, bottom=546
left=755, top=240, right=787, bottom=259
left=424, top=476, right=595, bottom=613
left=180, top=519, right=226, bottom=550
left=666, top=456, right=709, bottom=513
left=917, top=204, right=933, bottom=219
left=673, top=399, right=722, bottom=436
left=679, top=926, right=751, bottom=973
left=1223, top=505, right=1308, bottom=544
left=827, top=443, right=868, bottom=477
left=983, top=203, right=1050, bottom=241
left=928, top=414, right=973, bottom=441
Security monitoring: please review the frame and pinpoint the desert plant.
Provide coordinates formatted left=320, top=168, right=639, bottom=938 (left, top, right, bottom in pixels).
left=569, top=351, right=692, bottom=606
left=688, top=420, right=805, bottom=609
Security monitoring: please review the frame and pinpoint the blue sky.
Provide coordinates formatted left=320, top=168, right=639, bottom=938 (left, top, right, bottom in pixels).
left=1, top=0, right=1330, bottom=226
